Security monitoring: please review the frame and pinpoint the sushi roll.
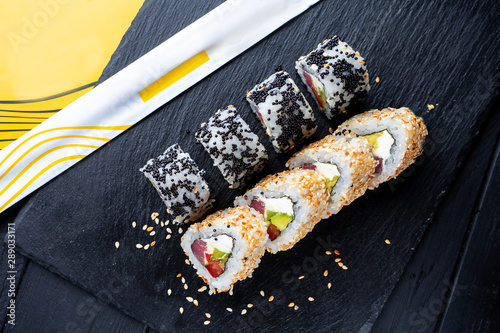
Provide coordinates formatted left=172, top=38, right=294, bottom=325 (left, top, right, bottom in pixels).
left=246, top=71, right=317, bottom=153
left=335, top=107, right=428, bottom=189
left=195, top=105, right=268, bottom=189
left=181, top=206, right=267, bottom=294
left=234, top=168, right=329, bottom=253
left=287, top=134, right=377, bottom=217
left=140, top=144, right=214, bottom=224
left=296, top=36, right=370, bottom=119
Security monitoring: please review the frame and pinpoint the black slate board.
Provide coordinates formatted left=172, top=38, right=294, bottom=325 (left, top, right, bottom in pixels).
left=9, top=0, right=500, bottom=332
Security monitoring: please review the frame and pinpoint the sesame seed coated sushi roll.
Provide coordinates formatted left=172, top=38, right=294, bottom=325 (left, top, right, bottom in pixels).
left=140, top=144, right=214, bottom=224
left=246, top=71, right=317, bottom=153
left=287, top=134, right=377, bottom=217
left=195, top=105, right=268, bottom=189
left=234, top=169, right=329, bottom=253
left=335, top=107, right=428, bottom=189
left=181, top=206, right=267, bottom=294
left=296, top=36, right=370, bottom=119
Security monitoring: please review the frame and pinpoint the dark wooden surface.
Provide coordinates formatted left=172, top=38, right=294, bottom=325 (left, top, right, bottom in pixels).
left=1, top=0, right=499, bottom=332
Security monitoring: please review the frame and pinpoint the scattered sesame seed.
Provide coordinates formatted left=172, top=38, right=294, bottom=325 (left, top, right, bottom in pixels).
left=176, top=273, right=182, bottom=278
left=132, top=221, right=136, bottom=228
left=142, top=225, right=147, bottom=231
left=186, top=297, right=193, bottom=302
left=338, top=262, right=343, bottom=267
left=260, top=290, right=265, bottom=297
left=205, top=313, right=211, bottom=318
left=167, top=289, right=172, bottom=296
left=181, top=277, right=186, bottom=283
left=144, top=244, right=150, bottom=250
left=328, top=283, right=332, bottom=289
left=229, top=289, right=233, bottom=296
left=149, top=231, right=156, bottom=236
left=342, top=266, right=348, bottom=270
left=334, top=249, right=340, bottom=255
left=241, top=309, right=247, bottom=315
left=151, top=241, right=156, bottom=247
left=335, top=258, right=341, bottom=262
left=147, top=226, right=154, bottom=232
left=427, top=104, right=435, bottom=111
left=294, top=305, right=299, bottom=310
left=198, top=286, right=207, bottom=292
left=385, top=239, right=391, bottom=244
left=151, top=212, right=159, bottom=220
left=165, top=220, right=170, bottom=225
left=178, top=228, right=183, bottom=233
left=324, top=270, right=329, bottom=277
left=184, top=284, right=188, bottom=290
left=161, top=221, right=164, bottom=227
left=115, top=242, right=120, bottom=249
left=136, top=244, right=143, bottom=249
left=185, top=259, right=191, bottom=265
left=179, top=307, right=184, bottom=314
left=375, top=77, right=380, bottom=83
left=193, top=299, right=198, bottom=306
left=166, top=234, right=172, bottom=239
left=288, top=302, right=295, bottom=308
left=226, top=308, right=233, bottom=312
left=298, top=275, right=305, bottom=280
left=204, top=321, right=210, bottom=326
left=268, top=296, right=274, bottom=302
left=325, top=251, right=332, bottom=255
left=155, top=218, right=159, bottom=224
left=308, top=297, right=315, bottom=302
left=247, top=303, right=253, bottom=308
left=167, top=228, right=172, bottom=233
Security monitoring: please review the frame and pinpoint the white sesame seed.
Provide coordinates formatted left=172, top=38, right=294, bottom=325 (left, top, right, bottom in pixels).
left=298, top=275, right=305, bottom=280
left=167, top=289, right=172, bottom=296
left=185, top=259, right=190, bottom=265
left=166, top=234, right=171, bottom=239
left=247, top=303, right=253, bottom=308
left=184, top=284, right=188, bottom=290
left=308, top=297, right=315, bottom=302
left=193, top=300, right=198, bottom=306
left=115, top=242, right=120, bottom=249
left=165, top=220, right=170, bottom=225
left=294, top=305, right=299, bottom=310
left=167, top=228, right=172, bottom=233
left=198, top=286, right=207, bottom=292
left=142, top=225, right=147, bottom=230
left=205, top=313, right=211, bottom=318
left=149, top=231, right=156, bottom=236
left=288, top=302, right=294, bottom=308
left=229, top=289, right=233, bottom=296
left=186, top=297, right=193, bottom=302
left=178, top=228, right=183, bottom=233
left=179, top=307, right=184, bottom=314
left=226, top=308, right=233, bottom=312
left=241, top=309, right=247, bottom=315
left=328, top=283, right=332, bottom=289
left=136, top=244, right=143, bottom=249
left=204, top=321, right=210, bottom=325
left=161, top=221, right=164, bottom=227
left=155, top=218, right=159, bottom=224
left=260, top=290, right=265, bottom=297
left=181, top=277, right=186, bottom=283
left=144, top=244, right=150, bottom=250
left=132, top=221, right=136, bottom=228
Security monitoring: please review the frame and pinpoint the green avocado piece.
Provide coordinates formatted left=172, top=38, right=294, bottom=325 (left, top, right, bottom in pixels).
left=269, top=213, right=294, bottom=231
left=265, top=210, right=277, bottom=221
left=363, top=131, right=385, bottom=150
left=211, top=248, right=230, bottom=264
left=326, top=176, right=339, bottom=193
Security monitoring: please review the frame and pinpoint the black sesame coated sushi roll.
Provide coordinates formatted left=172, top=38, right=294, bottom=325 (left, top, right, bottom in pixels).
left=234, top=169, right=329, bottom=253
left=140, top=144, right=214, bottom=224
left=287, top=134, right=377, bottom=217
left=335, top=107, right=428, bottom=189
left=296, top=36, right=370, bottom=119
left=246, top=71, right=317, bottom=153
left=195, top=105, right=268, bottom=189
left=181, top=206, right=267, bottom=294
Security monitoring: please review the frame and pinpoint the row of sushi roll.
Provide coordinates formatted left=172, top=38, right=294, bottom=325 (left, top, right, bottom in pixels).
left=140, top=36, right=428, bottom=294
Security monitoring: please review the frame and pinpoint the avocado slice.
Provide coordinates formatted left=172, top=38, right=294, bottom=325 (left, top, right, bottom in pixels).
left=269, top=213, right=294, bottom=231
left=363, top=131, right=384, bottom=149
left=326, top=176, right=339, bottom=193
left=211, top=248, right=230, bottom=265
